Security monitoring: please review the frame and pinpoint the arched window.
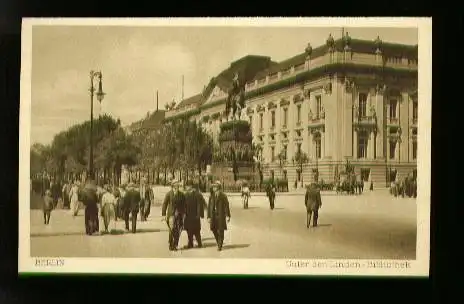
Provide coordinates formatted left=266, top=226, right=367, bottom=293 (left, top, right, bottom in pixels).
left=357, top=130, right=368, bottom=159
left=359, top=93, right=367, bottom=118
left=314, top=133, right=321, bottom=159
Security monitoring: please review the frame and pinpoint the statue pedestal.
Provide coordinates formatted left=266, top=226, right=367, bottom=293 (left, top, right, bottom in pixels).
left=211, top=120, right=257, bottom=188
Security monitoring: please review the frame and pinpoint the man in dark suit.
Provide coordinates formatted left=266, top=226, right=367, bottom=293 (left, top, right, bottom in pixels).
left=80, top=179, right=100, bottom=235
left=124, top=183, right=141, bottom=233
left=207, top=181, right=231, bottom=251
left=304, top=183, right=322, bottom=228
left=161, top=181, right=186, bottom=251
left=183, top=181, right=206, bottom=248
left=266, top=182, right=276, bottom=210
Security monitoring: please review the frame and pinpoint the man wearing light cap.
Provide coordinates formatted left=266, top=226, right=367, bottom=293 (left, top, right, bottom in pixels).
left=162, top=180, right=186, bottom=251
left=207, top=181, right=231, bottom=251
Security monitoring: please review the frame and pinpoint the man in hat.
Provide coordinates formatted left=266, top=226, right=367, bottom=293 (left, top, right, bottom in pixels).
left=139, top=179, right=153, bottom=221
left=183, top=181, right=206, bottom=248
left=80, top=179, right=100, bottom=235
left=42, top=189, right=54, bottom=225
left=161, top=181, right=186, bottom=251
left=207, top=181, right=231, bottom=251
left=123, top=183, right=141, bottom=233
left=304, top=183, right=322, bottom=228
left=114, top=184, right=126, bottom=220
left=266, top=182, right=276, bottom=210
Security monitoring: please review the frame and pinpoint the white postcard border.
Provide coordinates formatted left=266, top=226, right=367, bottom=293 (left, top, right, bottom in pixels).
left=19, top=17, right=432, bottom=276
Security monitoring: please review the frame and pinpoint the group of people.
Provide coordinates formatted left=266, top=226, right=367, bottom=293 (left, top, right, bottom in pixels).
left=41, top=178, right=155, bottom=235
left=162, top=180, right=231, bottom=251
left=41, top=176, right=232, bottom=252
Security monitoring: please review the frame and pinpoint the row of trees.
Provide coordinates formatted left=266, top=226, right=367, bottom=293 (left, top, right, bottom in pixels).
left=31, top=115, right=140, bottom=184
left=31, top=114, right=215, bottom=186
left=133, top=119, right=213, bottom=184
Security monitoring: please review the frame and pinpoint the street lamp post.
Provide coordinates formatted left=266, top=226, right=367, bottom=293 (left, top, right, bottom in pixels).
left=88, top=70, right=105, bottom=180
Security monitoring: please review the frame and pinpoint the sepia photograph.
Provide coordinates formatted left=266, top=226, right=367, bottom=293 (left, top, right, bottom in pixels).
left=19, top=18, right=431, bottom=276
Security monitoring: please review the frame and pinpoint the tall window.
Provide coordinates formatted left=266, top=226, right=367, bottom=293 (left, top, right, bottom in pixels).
left=315, top=95, right=322, bottom=118
left=283, top=108, right=288, bottom=127
left=297, top=105, right=302, bottom=124
left=271, top=146, right=275, bottom=161
left=283, top=145, right=288, bottom=160
left=359, top=93, right=367, bottom=117
left=390, top=99, right=397, bottom=118
left=259, top=113, right=263, bottom=130
left=249, top=115, right=253, bottom=126
left=296, top=143, right=302, bottom=153
left=412, top=141, right=417, bottom=160
left=389, top=141, right=396, bottom=160
left=357, top=131, right=368, bottom=159
left=413, top=101, right=418, bottom=121
left=314, top=133, right=321, bottom=159
left=271, top=111, right=276, bottom=128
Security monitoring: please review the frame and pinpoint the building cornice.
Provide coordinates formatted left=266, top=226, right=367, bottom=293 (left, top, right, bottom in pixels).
left=164, top=62, right=416, bottom=122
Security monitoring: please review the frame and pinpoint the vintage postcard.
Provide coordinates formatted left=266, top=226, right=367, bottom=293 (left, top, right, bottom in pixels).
left=19, top=17, right=432, bottom=276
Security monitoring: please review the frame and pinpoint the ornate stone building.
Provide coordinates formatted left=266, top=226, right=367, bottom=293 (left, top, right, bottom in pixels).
left=164, top=34, right=418, bottom=186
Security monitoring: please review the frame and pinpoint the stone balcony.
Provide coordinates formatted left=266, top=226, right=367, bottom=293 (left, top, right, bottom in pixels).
left=308, top=113, right=325, bottom=129
left=387, top=117, right=400, bottom=126
left=353, top=115, right=377, bottom=128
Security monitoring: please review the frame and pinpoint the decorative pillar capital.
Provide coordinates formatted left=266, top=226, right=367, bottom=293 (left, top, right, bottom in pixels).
left=376, top=84, right=387, bottom=95
left=344, top=77, right=354, bottom=93
left=323, top=82, right=332, bottom=95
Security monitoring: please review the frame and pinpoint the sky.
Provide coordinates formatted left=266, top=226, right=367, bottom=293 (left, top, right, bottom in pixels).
left=30, top=25, right=418, bottom=145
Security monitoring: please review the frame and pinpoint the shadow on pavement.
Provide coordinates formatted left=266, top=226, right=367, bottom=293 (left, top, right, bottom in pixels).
left=202, top=237, right=215, bottom=242
left=196, top=242, right=217, bottom=248
left=222, top=244, right=250, bottom=250
left=136, top=228, right=167, bottom=234
left=31, top=231, right=85, bottom=238
left=31, top=228, right=167, bottom=238
left=101, top=229, right=125, bottom=235
left=271, top=207, right=285, bottom=210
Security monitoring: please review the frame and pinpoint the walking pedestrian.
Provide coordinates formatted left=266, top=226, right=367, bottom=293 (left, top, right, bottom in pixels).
left=161, top=181, right=186, bottom=251
left=80, top=179, right=100, bottom=235
left=100, top=185, right=116, bottom=233
left=69, top=181, right=80, bottom=217
left=266, top=182, right=276, bottom=210
left=62, top=181, right=71, bottom=209
left=123, top=183, right=141, bottom=233
left=42, top=189, right=54, bottom=225
left=305, top=183, right=322, bottom=228
left=183, top=181, right=205, bottom=248
left=207, top=181, right=231, bottom=251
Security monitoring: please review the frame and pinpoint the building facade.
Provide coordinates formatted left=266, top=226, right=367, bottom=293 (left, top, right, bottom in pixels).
left=164, top=34, right=418, bottom=186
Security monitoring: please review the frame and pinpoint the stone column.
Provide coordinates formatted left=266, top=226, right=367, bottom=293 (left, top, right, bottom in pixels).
left=343, top=80, right=354, bottom=158
left=321, top=130, right=326, bottom=159
left=400, top=92, right=409, bottom=162
left=375, top=85, right=386, bottom=158
left=369, top=130, right=375, bottom=159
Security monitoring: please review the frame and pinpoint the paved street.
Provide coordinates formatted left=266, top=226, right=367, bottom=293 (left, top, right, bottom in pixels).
left=30, top=190, right=417, bottom=259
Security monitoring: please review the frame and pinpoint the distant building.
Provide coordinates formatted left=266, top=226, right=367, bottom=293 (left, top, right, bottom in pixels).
left=126, top=110, right=166, bottom=136
left=163, top=34, right=418, bottom=186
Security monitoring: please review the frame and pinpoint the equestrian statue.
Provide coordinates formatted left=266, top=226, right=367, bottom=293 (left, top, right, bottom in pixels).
left=225, top=72, right=246, bottom=121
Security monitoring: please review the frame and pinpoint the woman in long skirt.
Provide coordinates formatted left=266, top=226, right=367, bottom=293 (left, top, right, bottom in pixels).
left=69, top=181, right=80, bottom=216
